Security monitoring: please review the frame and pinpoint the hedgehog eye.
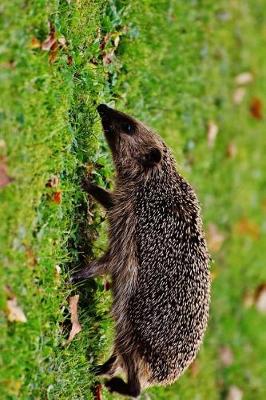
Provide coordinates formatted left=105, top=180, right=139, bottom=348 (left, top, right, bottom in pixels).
left=122, top=123, right=134, bottom=135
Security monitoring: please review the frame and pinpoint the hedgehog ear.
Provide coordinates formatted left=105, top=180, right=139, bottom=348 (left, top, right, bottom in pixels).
left=141, top=148, right=162, bottom=167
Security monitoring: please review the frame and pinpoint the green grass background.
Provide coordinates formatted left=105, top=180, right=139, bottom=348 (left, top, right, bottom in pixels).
left=1, top=0, right=266, bottom=399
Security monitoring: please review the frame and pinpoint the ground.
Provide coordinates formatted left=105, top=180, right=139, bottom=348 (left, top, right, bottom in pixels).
left=0, top=0, right=266, bottom=399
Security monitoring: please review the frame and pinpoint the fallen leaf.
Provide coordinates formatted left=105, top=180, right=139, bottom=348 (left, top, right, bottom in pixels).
left=219, top=346, right=234, bottom=367
left=207, top=121, right=219, bottom=148
left=102, top=49, right=115, bottom=65
left=226, top=142, right=237, bottom=159
left=41, top=22, right=56, bottom=51
left=226, top=385, right=243, bottom=400
left=234, top=217, right=260, bottom=240
left=233, top=87, right=246, bottom=105
left=48, top=41, right=59, bottom=64
left=235, top=72, right=253, bottom=85
left=99, top=32, right=122, bottom=66
left=67, top=55, right=73, bottom=65
left=94, top=383, right=103, bottom=400
left=52, top=191, right=62, bottom=204
left=100, top=33, right=110, bottom=51
left=250, top=97, right=263, bottom=119
left=0, top=158, right=13, bottom=188
left=25, top=246, right=37, bottom=267
left=254, top=284, right=266, bottom=314
left=46, top=175, right=59, bottom=188
left=58, top=37, right=67, bottom=48
left=6, top=298, right=27, bottom=323
left=67, top=295, right=82, bottom=343
left=206, top=223, right=225, bottom=252
left=30, top=37, right=41, bottom=49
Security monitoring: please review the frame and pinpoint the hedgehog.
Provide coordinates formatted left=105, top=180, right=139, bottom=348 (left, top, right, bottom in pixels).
left=72, top=104, right=210, bottom=397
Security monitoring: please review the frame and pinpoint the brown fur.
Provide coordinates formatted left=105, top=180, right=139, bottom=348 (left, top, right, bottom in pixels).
left=72, top=104, right=210, bottom=397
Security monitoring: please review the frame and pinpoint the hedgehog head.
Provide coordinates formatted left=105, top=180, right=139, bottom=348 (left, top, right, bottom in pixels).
left=97, top=104, right=169, bottom=181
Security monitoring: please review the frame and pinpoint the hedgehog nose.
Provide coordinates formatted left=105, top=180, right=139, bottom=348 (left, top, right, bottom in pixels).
left=97, top=104, right=109, bottom=116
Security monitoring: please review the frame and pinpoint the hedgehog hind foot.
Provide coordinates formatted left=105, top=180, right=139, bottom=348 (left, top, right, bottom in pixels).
left=105, top=377, right=140, bottom=398
left=92, top=354, right=117, bottom=376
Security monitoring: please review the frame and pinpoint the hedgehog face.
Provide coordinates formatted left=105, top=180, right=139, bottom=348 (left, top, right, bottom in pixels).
left=97, top=104, right=164, bottom=179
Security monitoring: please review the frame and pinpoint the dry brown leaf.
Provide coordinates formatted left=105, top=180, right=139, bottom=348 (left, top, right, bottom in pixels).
left=0, top=158, right=13, bottom=188
left=100, top=34, right=110, bottom=51
left=235, top=72, right=253, bottom=85
left=250, top=97, right=263, bottom=120
left=46, top=175, right=59, bottom=188
left=42, top=22, right=56, bottom=51
left=233, top=87, right=246, bottom=105
left=6, top=298, right=27, bottom=323
left=207, top=223, right=225, bottom=252
left=42, top=35, right=57, bottom=51
left=48, top=41, right=59, bottom=64
left=102, top=49, right=115, bottom=66
left=30, top=37, right=41, bottom=49
left=226, top=142, right=237, bottom=159
left=234, top=217, right=260, bottom=240
left=58, top=37, right=67, bottom=48
left=94, top=383, right=103, bottom=400
left=207, top=121, right=219, bottom=148
left=52, top=191, right=62, bottom=204
left=99, top=32, right=121, bottom=66
left=67, top=295, right=82, bottom=343
left=25, top=246, right=37, bottom=267
left=67, top=55, right=73, bottom=65
left=254, top=284, right=266, bottom=314
left=219, top=346, right=234, bottom=367
left=226, top=385, right=243, bottom=400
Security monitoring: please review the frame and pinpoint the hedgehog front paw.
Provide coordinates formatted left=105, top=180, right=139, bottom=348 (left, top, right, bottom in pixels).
left=105, top=377, right=123, bottom=393
left=81, top=176, right=94, bottom=193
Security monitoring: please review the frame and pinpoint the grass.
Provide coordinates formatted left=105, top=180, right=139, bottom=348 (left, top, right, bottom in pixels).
left=0, top=0, right=266, bottom=399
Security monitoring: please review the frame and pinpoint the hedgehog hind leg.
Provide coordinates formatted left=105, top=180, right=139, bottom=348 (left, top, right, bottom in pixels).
left=93, top=354, right=118, bottom=376
left=105, top=355, right=140, bottom=398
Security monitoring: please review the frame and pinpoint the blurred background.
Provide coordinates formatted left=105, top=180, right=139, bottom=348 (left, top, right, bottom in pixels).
left=1, top=0, right=266, bottom=399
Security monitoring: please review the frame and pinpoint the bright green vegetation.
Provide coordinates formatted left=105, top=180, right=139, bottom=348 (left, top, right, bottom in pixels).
left=1, top=0, right=266, bottom=399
